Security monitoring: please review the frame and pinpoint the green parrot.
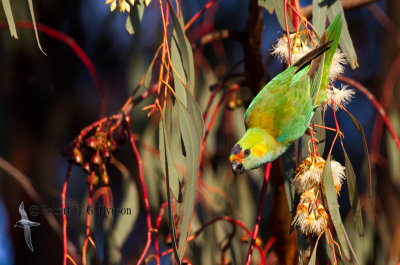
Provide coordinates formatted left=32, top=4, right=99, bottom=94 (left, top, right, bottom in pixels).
left=230, top=14, right=343, bottom=175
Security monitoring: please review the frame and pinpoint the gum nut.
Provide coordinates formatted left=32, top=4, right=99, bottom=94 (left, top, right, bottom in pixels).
left=227, top=99, right=236, bottom=110
left=91, top=152, right=101, bottom=165
left=125, top=115, right=131, bottom=124
left=73, top=149, right=83, bottom=164
left=86, top=137, right=97, bottom=149
left=295, top=38, right=301, bottom=47
left=82, top=162, right=91, bottom=173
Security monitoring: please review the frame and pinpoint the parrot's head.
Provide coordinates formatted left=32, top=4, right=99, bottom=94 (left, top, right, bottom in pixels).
left=229, top=128, right=288, bottom=175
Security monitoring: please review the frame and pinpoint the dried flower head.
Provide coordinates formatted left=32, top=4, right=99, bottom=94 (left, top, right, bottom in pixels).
left=326, top=85, right=355, bottom=110
left=271, top=34, right=311, bottom=64
left=293, top=156, right=346, bottom=193
left=292, top=188, right=329, bottom=235
left=271, top=35, right=347, bottom=82
left=106, top=0, right=134, bottom=13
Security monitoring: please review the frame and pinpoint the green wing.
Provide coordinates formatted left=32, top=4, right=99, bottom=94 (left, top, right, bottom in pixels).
left=245, top=66, right=314, bottom=144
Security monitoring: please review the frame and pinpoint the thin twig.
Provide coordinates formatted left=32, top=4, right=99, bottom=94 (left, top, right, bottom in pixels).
left=185, top=0, right=219, bottom=31
left=337, top=75, right=400, bottom=154
left=245, top=163, right=272, bottom=265
left=126, top=124, right=153, bottom=265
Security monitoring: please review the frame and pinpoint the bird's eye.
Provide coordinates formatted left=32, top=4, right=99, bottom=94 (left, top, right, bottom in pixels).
left=243, top=149, right=251, bottom=157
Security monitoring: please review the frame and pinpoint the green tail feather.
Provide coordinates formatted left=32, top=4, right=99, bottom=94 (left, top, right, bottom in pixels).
left=313, top=13, right=343, bottom=106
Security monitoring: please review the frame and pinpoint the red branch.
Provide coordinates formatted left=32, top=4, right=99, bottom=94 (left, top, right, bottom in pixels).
left=126, top=124, right=153, bottom=265
left=284, top=0, right=293, bottom=65
left=370, top=53, right=400, bottom=155
left=0, top=21, right=107, bottom=118
left=82, top=172, right=95, bottom=265
left=159, top=216, right=266, bottom=264
left=291, top=0, right=298, bottom=30
left=155, top=202, right=168, bottom=265
left=245, top=163, right=272, bottom=265
left=337, top=76, right=400, bottom=155
left=185, top=0, right=219, bottom=31
left=62, top=164, right=72, bottom=265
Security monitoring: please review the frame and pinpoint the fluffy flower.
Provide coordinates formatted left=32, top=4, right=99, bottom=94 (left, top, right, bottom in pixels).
left=326, top=85, right=355, bottom=110
left=331, top=160, right=346, bottom=193
left=271, top=35, right=347, bottom=82
left=271, top=35, right=311, bottom=64
left=329, top=51, right=347, bottom=80
left=292, top=188, right=329, bottom=235
left=293, top=156, right=346, bottom=193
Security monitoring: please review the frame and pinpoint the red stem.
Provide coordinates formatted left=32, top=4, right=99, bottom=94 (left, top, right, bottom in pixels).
left=284, top=0, right=293, bottom=65
left=126, top=125, right=153, bottom=265
left=82, top=172, right=95, bottom=265
left=337, top=75, right=400, bottom=155
left=0, top=21, right=107, bottom=118
left=159, top=216, right=266, bottom=264
left=62, top=164, right=72, bottom=265
left=245, top=163, right=272, bottom=265
left=370, top=53, right=400, bottom=156
left=185, top=0, right=219, bottom=31
left=155, top=202, right=168, bottom=265
left=291, top=0, right=298, bottom=30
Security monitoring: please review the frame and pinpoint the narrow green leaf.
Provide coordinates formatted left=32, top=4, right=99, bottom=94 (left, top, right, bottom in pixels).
left=1, top=0, right=18, bottom=39
left=159, top=117, right=182, bottom=202
left=308, top=241, right=318, bottom=265
left=113, top=163, right=139, bottom=248
left=159, top=117, right=180, bottom=264
left=312, top=0, right=328, bottom=36
left=272, top=0, right=294, bottom=32
left=342, top=146, right=365, bottom=236
left=167, top=0, right=195, bottom=102
left=144, top=60, right=154, bottom=88
left=126, top=0, right=145, bottom=35
left=343, top=224, right=361, bottom=265
left=28, top=0, right=46, bottom=55
left=323, top=230, right=340, bottom=265
left=345, top=111, right=372, bottom=197
left=258, top=0, right=274, bottom=13
left=297, top=231, right=309, bottom=265
left=282, top=144, right=297, bottom=215
left=323, top=156, right=350, bottom=259
left=327, top=2, right=358, bottom=69
left=171, top=32, right=187, bottom=105
left=176, top=92, right=204, bottom=262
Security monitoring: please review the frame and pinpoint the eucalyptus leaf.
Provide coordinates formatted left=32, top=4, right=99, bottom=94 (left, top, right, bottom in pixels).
left=327, top=2, right=358, bottom=69
left=342, top=146, right=365, bottom=236
left=344, top=111, right=372, bottom=197
left=297, top=231, right=309, bottom=265
left=176, top=91, right=204, bottom=261
left=272, top=0, right=294, bottom=32
left=159, top=117, right=180, bottom=264
left=167, top=0, right=195, bottom=103
left=171, top=31, right=188, bottom=105
left=28, top=0, right=46, bottom=55
left=258, top=0, right=274, bottom=13
left=113, top=164, right=139, bottom=248
left=312, top=0, right=328, bottom=36
left=1, top=0, right=18, bottom=39
left=282, top=144, right=297, bottom=216
left=323, top=156, right=350, bottom=259
left=308, top=240, right=318, bottom=265
left=159, top=110, right=182, bottom=202
left=126, top=0, right=144, bottom=35
left=144, top=60, right=154, bottom=88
